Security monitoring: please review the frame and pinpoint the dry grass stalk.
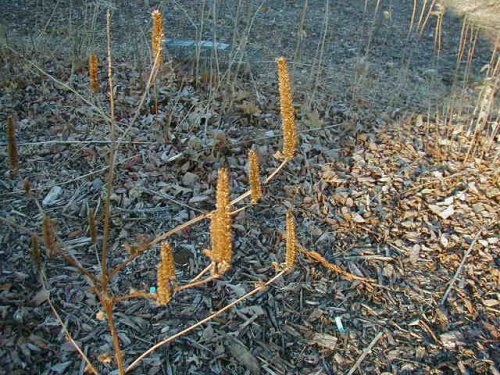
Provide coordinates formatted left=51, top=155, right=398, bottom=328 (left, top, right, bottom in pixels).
left=152, top=10, right=164, bottom=65
left=42, top=215, right=59, bottom=257
left=89, top=53, right=99, bottom=93
left=206, top=168, right=233, bottom=274
left=157, top=242, right=176, bottom=305
left=31, top=234, right=41, bottom=272
left=277, top=57, right=297, bottom=159
left=285, top=211, right=297, bottom=270
left=248, top=148, right=262, bottom=204
left=6, top=116, right=18, bottom=177
left=88, top=208, right=97, bottom=244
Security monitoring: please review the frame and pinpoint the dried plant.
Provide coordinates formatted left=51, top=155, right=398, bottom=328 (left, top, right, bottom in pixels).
left=285, top=211, right=297, bottom=270
left=88, top=208, right=97, bottom=244
left=22, top=178, right=32, bottom=195
left=277, top=57, right=298, bottom=159
left=17, top=10, right=304, bottom=372
left=248, top=148, right=263, bottom=204
left=6, top=116, right=18, bottom=177
left=42, top=215, right=59, bottom=257
left=31, top=234, right=41, bottom=272
left=89, top=53, right=99, bottom=93
left=157, top=242, right=176, bottom=305
left=152, top=10, right=164, bottom=65
left=206, top=168, right=233, bottom=275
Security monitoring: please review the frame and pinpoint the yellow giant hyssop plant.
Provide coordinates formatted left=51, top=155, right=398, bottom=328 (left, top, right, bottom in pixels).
left=7, top=9, right=371, bottom=374
left=14, top=9, right=304, bottom=375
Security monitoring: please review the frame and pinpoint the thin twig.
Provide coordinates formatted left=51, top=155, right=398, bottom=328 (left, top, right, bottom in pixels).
left=39, top=271, right=98, bottom=374
left=0, top=216, right=35, bottom=234
left=264, top=158, right=289, bottom=184
left=440, top=228, right=483, bottom=306
left=140, top=187, right=206, bottom=214
left=58, top=251, right=100, bottom=286
left=47, top=290, right=99, bottom=374
left=189, top=264, right=212, bottom=283
left=175, top=273, right=219, bottom=292
left=346, top=331, right=384, bottom=375
left=3, top=140, right=156, bottom=147
left=125, top=270, right=286, bottom=372
left=1, top=154, right=139, bottom=197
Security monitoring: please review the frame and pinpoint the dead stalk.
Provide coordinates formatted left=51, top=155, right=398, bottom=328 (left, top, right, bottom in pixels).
left=408, top=0, right=417, bottom=38
left=103, top=295, right=125, bottom=374
left=101, top=10, right=117, bottom=276
left=100, top=11, right=125, bottom=375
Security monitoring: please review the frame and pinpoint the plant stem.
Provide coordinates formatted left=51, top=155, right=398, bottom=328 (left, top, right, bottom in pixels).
left=101, top=10, right=117, bottom=277
left=103, top=295, right=125, bottom=374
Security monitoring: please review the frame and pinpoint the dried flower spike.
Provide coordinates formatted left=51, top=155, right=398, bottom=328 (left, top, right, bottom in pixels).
left=88, top=208, right=97, bottom=244
left=157, top=242, right=176, bottom=305
left=6, top=116, right=18, bottom=177
left=89, top=53, right=99, bottom=93
left=31, top=234, right=41, bottom=272
left=42, top=215, right=59, bottom=257
left=22, top=178, right=32, bottom=195
left=285, top=210, right=297, bottom=270
left=152, top=10, right=164, bottom=65
left=207, top=168, right=233, bottom=274
left=277, top=57, right=298, bottom=159
left=248, top=148, right=262, bottom=204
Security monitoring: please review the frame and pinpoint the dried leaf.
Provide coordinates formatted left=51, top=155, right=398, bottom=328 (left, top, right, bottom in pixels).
left=311, top=332, right=338, bottom=350
left=31, top=289, right=49, bottom=306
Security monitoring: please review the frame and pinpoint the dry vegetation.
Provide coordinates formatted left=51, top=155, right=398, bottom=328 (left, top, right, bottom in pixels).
left=0, top=1, right=499, bottom=374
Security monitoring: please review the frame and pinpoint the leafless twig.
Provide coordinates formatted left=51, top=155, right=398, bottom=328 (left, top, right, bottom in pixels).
left=347, top=331, right=384, bottom=375
left=440, top=228, right=483, bottom=306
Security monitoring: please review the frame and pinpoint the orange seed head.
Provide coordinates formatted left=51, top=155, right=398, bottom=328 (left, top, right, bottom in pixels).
left=89, top=54, right=99, bottom=92
left=285, top=210, right=297, bottom=270
left=157, top=242, right=176, bottom=305
left=277, top=57, right=297, bottom=159
left=249, top=148, right=262, bottom=204
left=152, top=10, right=164, bottom=65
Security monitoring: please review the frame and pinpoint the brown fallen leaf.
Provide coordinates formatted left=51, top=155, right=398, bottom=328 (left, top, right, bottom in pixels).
left=311, top=332, right=338, bottom=350
left=428, top=204, right=455, bottom=219
left=225, top=335, right=261, bottom=375
left=31, top=288, right=49, bottom=306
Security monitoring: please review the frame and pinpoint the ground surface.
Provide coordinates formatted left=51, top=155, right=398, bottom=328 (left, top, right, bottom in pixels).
left=0, top=1, right=499, bottom=374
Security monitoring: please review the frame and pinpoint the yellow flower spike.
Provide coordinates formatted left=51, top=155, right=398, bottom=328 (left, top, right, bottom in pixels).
left=208, top=168, right=233, bottom=274
left=285, top=210, right=297, bottom=270
left=277, top=57, right=298, bottom=159
left=248, top=148, right=263, bottom=204
left=157, top=242, right=176, bottom=305
left=152, top=10, right=164, bottom=65
left=89, top=53, right=99, bottom=93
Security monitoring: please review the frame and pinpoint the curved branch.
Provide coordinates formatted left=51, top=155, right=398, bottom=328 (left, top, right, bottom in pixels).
left=125, top=270, right=286, bottom=372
